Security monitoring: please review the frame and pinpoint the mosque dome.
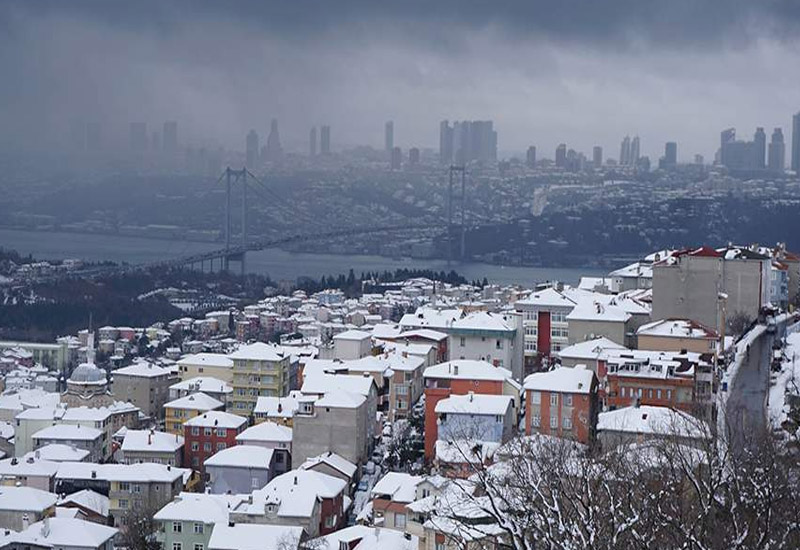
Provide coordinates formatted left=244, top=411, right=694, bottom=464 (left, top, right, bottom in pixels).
left=69, top=362, right=107, bottom=384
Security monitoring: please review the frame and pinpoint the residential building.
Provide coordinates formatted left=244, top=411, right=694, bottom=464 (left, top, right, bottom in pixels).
left=566, top=299, right=632, bottom=347
left=422, top=360, right=520, bottom=460
left=253, top=393, right=300, bottom=426
left=164, top=393, right=225, bottom=435
left=169, top=377, right=233, bottom=408
left=523, top=365, right=599, bottom=445
left=31, top=425, right=104, bottom=463
left=597, top=404, right=709, bottom=450
left=556, top=337, right=627, bottom=371
left=235, top=421, right=292, bottom=473
left=298, top=452, right=356, bottom=487
left=332, top=330, right=372, bottom=360
left=208, top=523, right=304, bottom=550
left=205, top=445, right=279, bottom=494
left=307, top=525, right=418, bottom=550
left=0, top=455, right=60, bottom=491
left=176, top=354, right=234, bottom=383
left=120, top=429, right=184, bottom=466
left=230, top=469, right=347, bottom=537
left=57, top=490, right=110, bottom=525
left=300, top=372, right=378, bottom=443
left=0, top=486, right=57, bottom=531
left=154, top=493, right=246, bottom=550
left=111, top=361, right=174, bottom=420
left=635, top=319, right=719, bottom=355
left=183, top=411, right=247, bottom=477
left=514, top=287, right=576, bottom=367
left=8, top=517, right=117, bottom=550
left=229, top=343, right=293, bottom=415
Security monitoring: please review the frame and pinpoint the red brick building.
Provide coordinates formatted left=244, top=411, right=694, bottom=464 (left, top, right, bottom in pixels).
left=422, top=360, right=520, bottom=460
left=524, top=365, right=598, bottom=445
left=183, top=410, right=247, bottom=478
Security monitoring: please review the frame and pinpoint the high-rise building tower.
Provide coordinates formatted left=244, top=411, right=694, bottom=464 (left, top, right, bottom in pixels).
left=631, top=136, right=640, bottom=165
left=408, top=147, right=420, bottom=165
left=620, top=136, right=631, bottom=165
left=163, top=121, right=178, bottom=153
left=720, top=128, right=736, bottom=166
left=320, top=125, right=331, bottom=155
left=792, top=112, right=800, bottom=172
left=526, top=146, right=537, bottom=167
left=768, top=127, right=785, bottom=172
left=754, top=127, right=766, bottom=169
left=130, top=122, right=147, bottom=151
left=309, top=126, right=317, bottom=157
left=664, top=142, right=677, bottom=167
left=555, top=144, right=567, bottom=168
left=265, top=118, right=282, bottom=161
left=391, top=146, right=402, bottom=170
left=439, top=120, right=454, bottom=164
left=592, top=146, right=603, bottom=168
left=246, top=129, right=259, bottom=167
left=385, top=121, right=394, bottom=154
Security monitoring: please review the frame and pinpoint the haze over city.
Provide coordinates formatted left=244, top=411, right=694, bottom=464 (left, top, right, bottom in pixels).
left=2, top=0, right=800, bottom=159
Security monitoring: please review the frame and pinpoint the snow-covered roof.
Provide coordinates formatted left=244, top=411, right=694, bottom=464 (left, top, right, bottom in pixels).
left=204, top=445, right=274, bottom=469
left=113, top=361, right=171, bottom=378
left=515, top=287, right=577, bottom=309
left=154, top=492, right=244, bottom=524
left=12, top=518, right=117, bottom=548
left=177, top=353, right=233, bottom=369
left=165, top=392, right=225, bottom=411
left=333, top=329, right=371, bottom=341
left=122, top=430, right=184, bottom=453
left=636, top=318, right=719, bottom=339
left=609, top=262, right=653, bottom=279
left=25, top=444, right=90, bottom=463
left=236, top=421, right=292, bottom=444
left=435, top=439, right=499, bottom=465
left=58, top=489, right=109, bottom=517
left=236, top=470, right=346, bottom=519
left=556, top=337, right=627, bottom=361
left=598, top=405, right=709, bottom=440
left=0, top=486, right=57, bottom=512
left=566, top=299, right=631, bottom=323
left=423, top=360, right=514, bottom=382
left=434, top=393, right=512, bottom=416
left=451, top=311, right=518, bottom=332
left=33, top=424, right=103, bottom=441
left=56, top=462, right=186, bottom=483
left=184, top=410, right=248, bottom=429
left=0, top=456, right=60, bottom=478
left=316, top=389, right=366, bottom=409
left=208, top=523, right=304, bottom=550
left=371, top=472, right=423, bottom=503
left=170, top=377, right=232, bottom=394
left=299, top=452, right=357, bottom=478
left=310, top=525, right=418, bottom=550
left=228, top=342, right=287, bottom=362
left=301, top=372, right=375, bottom=397
left=523, top=365, right=595, bottom=394
left=253, top=393, right=301, bottom=418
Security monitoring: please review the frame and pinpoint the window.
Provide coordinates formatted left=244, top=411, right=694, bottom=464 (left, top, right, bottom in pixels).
left=191, top=427, right=200, bottom=436
left=657, top=389, right=662, bottom=399
left=252, top=477, right=261, bottom=489
left=531, top=391, right=541, bottom=405
left=459, top=337, right=466, bottom=347
left=172, top=522, right=182, bottom=533
left=324, top=514, right=338, bottom=528
left=396, top=400, right=406, bottom=410
left=395, top=385, right=408, bottom=395
left=550, top=394, right=558, bottom=406
left=204, top=427, right=212, bottom=436
left=395, top=513, right=407, bottom=529
left=172, top=543, right=182, bottom=550
left=216, top=428, right=227, bottom=437
left=667, top=390, right=672, bottom=400
left=119, top=482, right=130, bottom=492
left=563, top=416, right=573, bottom=429
left=532, top=415, right=541, bottom=427
left=564, top=395, right=573, bottom=407
left=216, top=443, right=226, bottom=451
left=648, top=389, right=653, bottom=399
left=436, top=544, right=445, bottom=550
left=191, top=442, right=199, bottom=451
left=194, top=545, right=203, bottom=550
left=495, top=339, right=503, bottom=349
left=119, top=499, right=129, bottom=509
left=133, top=484, right=141, bottom=494
left=193, top=523, right=204, bottom=534
left=637, top=388, right=643, bottom=398
left=203, top=443, right=211, bottom=452
left=275, top=453, right=284, bottom=463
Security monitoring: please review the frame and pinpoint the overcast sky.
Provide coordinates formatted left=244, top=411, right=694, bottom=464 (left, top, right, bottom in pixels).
left=1, top=0, right=799, bottom=161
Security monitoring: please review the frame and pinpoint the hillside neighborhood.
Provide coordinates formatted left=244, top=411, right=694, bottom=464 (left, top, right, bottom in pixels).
left=0, top=243, right=799, bottom=549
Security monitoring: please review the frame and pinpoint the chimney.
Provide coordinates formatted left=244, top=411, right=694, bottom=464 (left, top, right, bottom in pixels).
left=148, top=432, right=152, bottom=445
left=293, top=475, right=298, bottom=485
left=277, top=402, right=283, bottom=413
left=468, top=391, right=474, bottom=402
left=453, top=365, right=459, bottom=376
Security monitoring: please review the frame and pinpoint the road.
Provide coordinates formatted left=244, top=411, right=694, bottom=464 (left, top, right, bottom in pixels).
left=726, top=322, right=786, bottom=450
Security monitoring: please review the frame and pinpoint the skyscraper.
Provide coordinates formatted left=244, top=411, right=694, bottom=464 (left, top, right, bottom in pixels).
left=391, top=146, right=402, bottom=170
left=265, top=118, right=282, bottom=161
left=385, top=121, right=394, bottom=154
left=592, top=146, right=603, bottom=168
left=754, top=127, right=766, bottom=169
left=163, top=121, right=178, bottom=153
left=792, top=112, right=800, bottom=173
left=720, top=128, right=736, bottom=166
left=439, top=120, right=454, bottom=164
left=246, top=129, right=259, bottom=167
left=664, top=142, right=677, bottom=167
left=555, top=144, right=567, bottom=168
left=130, top=122, right=147, bottom=151
left=408, top=147, right=420, bottom=165
left=526, top=146, right=536, bottom=167
left=320, top=125, right=331, bottom=155
left=619, top=136, right=631, bottom=165
left=309, top=126, right=317, bottom=157
left=768, top=128, right=785, bottom=172
left=631, top=136, right=640, bottom=165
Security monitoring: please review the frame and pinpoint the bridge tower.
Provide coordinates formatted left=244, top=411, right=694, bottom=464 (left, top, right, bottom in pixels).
left=223, top=167, right=249, bottom=275
left=447, top=165, right=467, bottom=262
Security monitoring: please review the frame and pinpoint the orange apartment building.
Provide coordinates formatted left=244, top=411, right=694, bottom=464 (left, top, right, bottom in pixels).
left=524, top=365, right=598, bottom=445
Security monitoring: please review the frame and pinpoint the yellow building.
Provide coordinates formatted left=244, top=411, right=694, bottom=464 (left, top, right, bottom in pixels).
left=176, top=353, right=234, bottom=383
left=228, top=343, right=293, bottom=416
left=163, top=392, right=225, bottom=435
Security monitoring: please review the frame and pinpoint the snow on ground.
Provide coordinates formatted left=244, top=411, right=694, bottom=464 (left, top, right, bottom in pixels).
left=769, top=326, right=800, bottom=431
